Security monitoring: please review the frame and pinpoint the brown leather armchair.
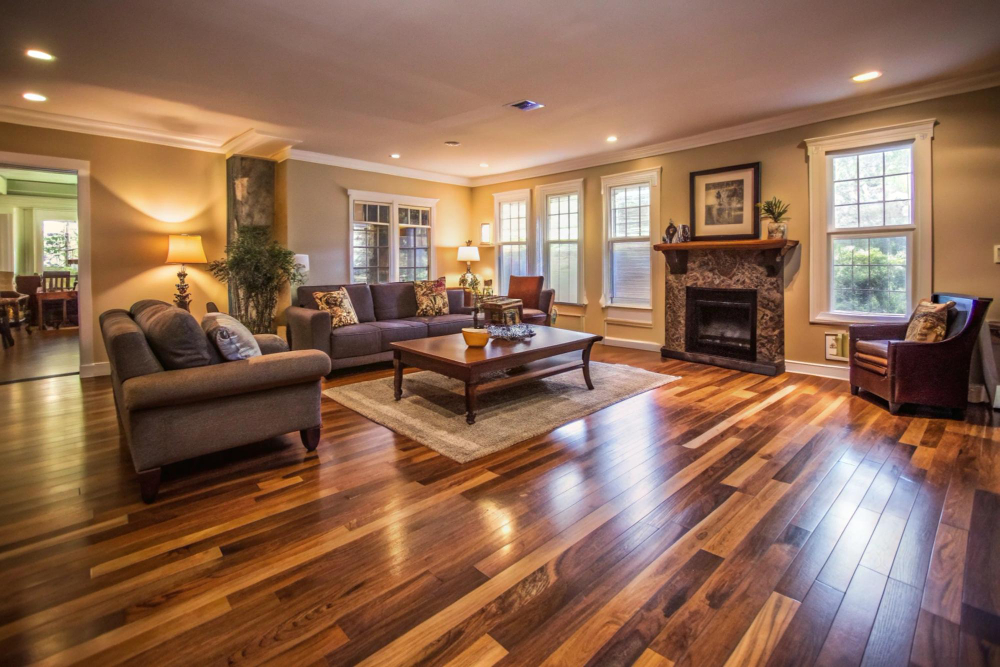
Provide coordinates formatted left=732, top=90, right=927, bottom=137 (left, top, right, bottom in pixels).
left=506, top=275, right=555, bottom=325
left=849, top=293, right=992, bottom=417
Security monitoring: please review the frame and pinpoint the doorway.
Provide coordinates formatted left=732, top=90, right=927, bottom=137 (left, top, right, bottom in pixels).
left=0, top=154, right=90, bottom=384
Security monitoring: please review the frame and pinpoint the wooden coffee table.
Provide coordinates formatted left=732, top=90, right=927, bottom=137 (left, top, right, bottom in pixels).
left=391, top=327, right=603, bottom=424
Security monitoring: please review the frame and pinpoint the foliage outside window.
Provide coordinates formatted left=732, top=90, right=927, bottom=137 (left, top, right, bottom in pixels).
left=42, top=220, right=78, bottom=273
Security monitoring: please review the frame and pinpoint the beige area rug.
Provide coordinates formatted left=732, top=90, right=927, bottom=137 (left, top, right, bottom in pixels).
left=323, top=362, right=679, bottom=463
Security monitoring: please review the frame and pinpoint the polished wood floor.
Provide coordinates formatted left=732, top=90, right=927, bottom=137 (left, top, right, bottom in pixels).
left=0, top=327, right=79, bottom=384
left=1, top=346, right=998, bottom=666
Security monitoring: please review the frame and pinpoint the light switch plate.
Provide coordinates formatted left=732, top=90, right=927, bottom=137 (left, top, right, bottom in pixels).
left=995, top=245, right=1000, bottom=263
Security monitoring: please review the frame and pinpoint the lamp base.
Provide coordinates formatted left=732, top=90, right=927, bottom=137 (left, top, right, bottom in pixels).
left=173, top=265, right=192, bottom=311
left=459, top=262, right=478, bottom=290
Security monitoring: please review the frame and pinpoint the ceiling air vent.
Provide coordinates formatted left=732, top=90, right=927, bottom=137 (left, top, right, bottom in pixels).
left=507, top=100, right=545, bottom=111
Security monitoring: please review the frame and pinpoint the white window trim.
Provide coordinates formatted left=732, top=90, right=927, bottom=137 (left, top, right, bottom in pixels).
left=599, top=167, right=660, bottom=310
left=805, top=119, right=934, bottom=324
left=492, top=188, right=531, bottom=293
left=347, top=189, right=439, bottom=283
left=535, top=178, right=585, bottom=306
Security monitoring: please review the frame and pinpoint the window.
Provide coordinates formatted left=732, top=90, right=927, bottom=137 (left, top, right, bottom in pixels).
left=348, top=191, right=438, bottom=284
left=43, top=220, right=79, bottom=273
left=536, top=179, right=584, bottom=304
left=601, top=168, right=659, bottom=308
left=806, top=120, right=933, bottom=324
left=493, top=189, right=530, bottom=295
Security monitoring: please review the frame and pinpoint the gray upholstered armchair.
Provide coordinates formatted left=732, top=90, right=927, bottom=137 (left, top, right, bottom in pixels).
left=101, top=303, right=331, bottom=502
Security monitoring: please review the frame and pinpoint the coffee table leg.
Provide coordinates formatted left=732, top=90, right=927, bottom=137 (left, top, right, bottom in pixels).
left=393, top=353, right=404, bottom=400
left=582, top=341, right=595, bottom=390
left=465, top=383, right=478, bottom=425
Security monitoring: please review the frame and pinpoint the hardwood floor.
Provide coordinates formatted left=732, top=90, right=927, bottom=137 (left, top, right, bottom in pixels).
left=1, top=345, right=998, bottom=666
left=0, top=327, right=79, bottom=384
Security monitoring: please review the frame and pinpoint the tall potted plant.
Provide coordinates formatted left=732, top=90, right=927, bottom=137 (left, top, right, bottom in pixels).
left=208, top=226, right=303, bottom=334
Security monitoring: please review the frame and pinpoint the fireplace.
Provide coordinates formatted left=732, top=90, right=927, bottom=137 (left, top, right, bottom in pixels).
left=685, top=287, right=757, bottom=362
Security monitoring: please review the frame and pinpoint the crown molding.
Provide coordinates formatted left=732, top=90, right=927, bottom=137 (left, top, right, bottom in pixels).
left=281, top=149, right=472, bottom=186
left=0, top=105, right=224, bottom=152
left=467, top=69, right=1000, bottom=187
left=221, top=128, right=300, bottom=159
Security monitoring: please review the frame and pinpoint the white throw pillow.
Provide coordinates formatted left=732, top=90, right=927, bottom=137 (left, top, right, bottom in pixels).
left=201, top=312, right=262, bottom=361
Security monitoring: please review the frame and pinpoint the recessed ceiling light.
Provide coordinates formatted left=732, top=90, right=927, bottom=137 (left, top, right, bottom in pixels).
left=444, top=141, right=461, bottom=147
left=480, top=163, right=489, bottom=168
left=26, top=49, right=55, bottom=61
left=23, top=92, right=47, bottom=102
left=390, top=153, right=400, bottom=159
left=607, top=135, right=618, bottom=143
left=852, top=71, right=882, bottom=82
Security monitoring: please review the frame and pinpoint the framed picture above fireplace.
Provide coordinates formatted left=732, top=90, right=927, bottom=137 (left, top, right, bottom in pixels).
left=689, top=162, right=761, bottom=241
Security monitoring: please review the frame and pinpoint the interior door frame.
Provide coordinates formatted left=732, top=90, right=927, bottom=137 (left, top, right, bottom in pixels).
left=0, top=150, right=94, bottom=376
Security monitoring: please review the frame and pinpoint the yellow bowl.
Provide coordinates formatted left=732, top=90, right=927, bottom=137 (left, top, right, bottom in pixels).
left=462, top=327, right=490, bottom=347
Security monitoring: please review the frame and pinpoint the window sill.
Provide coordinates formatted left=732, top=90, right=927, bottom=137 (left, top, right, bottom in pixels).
left=604, top=302, right=652, bottom=311
left=811, top=311, right=909, bottom=326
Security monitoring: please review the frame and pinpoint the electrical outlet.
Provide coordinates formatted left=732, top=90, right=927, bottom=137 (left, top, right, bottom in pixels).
left=995, top=245, right=1000, bottom=264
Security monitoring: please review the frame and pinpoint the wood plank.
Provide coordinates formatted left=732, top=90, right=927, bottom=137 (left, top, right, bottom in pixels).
left=860, top=577, right=923, bottom=666
left=443, top=633, right=508, bottom=666
left=762, top=581, right=843, bottom=666
left=963, top=490, right=1000, bottom=618
left=815, top=565, right=888, bottom=667
left=723, top=591, right=800, bottom=667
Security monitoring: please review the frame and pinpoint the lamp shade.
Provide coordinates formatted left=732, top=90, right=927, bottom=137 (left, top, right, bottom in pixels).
left=165, top=234, right=207, bottom=264
left=293, top=254, right=310, bottom=272
left=457, top=245, right=480, bottom=262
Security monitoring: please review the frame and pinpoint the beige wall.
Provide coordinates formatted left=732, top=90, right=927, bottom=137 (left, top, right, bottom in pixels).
left=276, top=159, right=472, bottom=317
left=0, top=122, right=227, bottom=367
left=470, top=86, right=1000, bottom=365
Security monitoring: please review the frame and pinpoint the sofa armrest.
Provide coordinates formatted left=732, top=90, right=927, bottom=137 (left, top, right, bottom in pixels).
left=446, top=288, right=475, bottom=315
left=285, top=306, right=332, bottom=356
left=122, top=350, right=331, bottom=411
left=254, top=333, right=289, bottom=355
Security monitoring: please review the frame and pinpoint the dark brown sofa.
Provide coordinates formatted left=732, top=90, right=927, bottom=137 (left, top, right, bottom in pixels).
left=286, top=282, right=480, bottom=370
left=849, top=293, right=992, bottom=417
left=101, top=301, right=331, bottom=502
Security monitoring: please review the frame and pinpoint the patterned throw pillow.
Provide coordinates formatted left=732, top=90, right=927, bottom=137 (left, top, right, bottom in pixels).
left=314, top=288, right=360, bottom=328
left=414, top=277, right=450, bottom=316
left=904, top=298, right=955, bottom=342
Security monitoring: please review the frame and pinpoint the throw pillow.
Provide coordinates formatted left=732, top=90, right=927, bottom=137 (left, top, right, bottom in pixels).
left=315, top=288, right=359, bottom=328
left=131, top=300, right=213, bottom=370
left=201, top=312, right=262, bottom=361
left=414, top=277, right=450, bottom=316
left=905, top=299, right=955, bottom=342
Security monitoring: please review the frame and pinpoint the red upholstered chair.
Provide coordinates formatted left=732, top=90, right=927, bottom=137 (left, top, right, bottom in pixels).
left=505, top=276, right=555, bottom=325
left=848, top=293, right=992, bottom=418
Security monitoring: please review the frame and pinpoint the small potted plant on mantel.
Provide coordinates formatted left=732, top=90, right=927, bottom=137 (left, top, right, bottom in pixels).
left=757, top=197, right=790, bottom=240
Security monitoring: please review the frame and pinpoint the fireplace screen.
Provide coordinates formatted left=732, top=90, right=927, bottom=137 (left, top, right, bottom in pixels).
left=685, top=287, right=757, bottom=362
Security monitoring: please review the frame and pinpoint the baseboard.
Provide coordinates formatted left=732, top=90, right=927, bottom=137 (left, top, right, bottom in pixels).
left=602, top=337, right=662, bottom=353
left=784, top=359, right=850, bottom=380
left=79, top=361, right=110, bottom=378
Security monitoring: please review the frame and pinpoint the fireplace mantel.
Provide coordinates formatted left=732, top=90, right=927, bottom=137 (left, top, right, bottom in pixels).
left=653, top=239, right=798, bottom=276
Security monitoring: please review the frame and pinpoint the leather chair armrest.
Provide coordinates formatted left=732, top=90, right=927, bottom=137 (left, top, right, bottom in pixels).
left=539, top=289, right=555, bottom=316
left=849, top=322, right=908, bottom=358
left=888, top=337, right=975, bottom=406
left=254, top=334, right=289, bottom=355
left=285, top=306, right=332, bottom=356
left=122, top=350, right=331, bottom=411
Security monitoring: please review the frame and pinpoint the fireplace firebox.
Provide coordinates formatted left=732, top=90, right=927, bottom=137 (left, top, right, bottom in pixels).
left=685, top=287, right=757, bottom=362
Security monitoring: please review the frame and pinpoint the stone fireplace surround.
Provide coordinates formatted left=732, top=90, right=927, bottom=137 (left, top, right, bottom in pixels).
left=655, top=240, right=797, bottom=376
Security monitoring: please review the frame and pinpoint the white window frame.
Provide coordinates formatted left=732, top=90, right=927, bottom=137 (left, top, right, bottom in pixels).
left=492, top=188, right=531, bottom=295
left=600, top=167, right=660, bottom=310
left=535, top=179, right=585, bottom=306
left=805, top=119, right=934, bottom=324
left=347, top=189, right=438, bottom=283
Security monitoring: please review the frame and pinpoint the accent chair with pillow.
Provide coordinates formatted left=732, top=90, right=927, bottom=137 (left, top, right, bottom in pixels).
left=100, top=300, right=331, bottom=502
left=505, top=275, right=555, bottom=325
left=849, top=293, right=992, bottom=417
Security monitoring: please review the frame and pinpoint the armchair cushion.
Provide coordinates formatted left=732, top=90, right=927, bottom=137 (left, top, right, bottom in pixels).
left=131, top=300, right=213, bottom=370
left=855, top=339, right=891, bottom=358
left=254, top=334, right=289, bottom=355
left=507, top=276, right=544, bottom=310
left=202, top=312, right=261, bottom=361
left=905, top=299, right=954, bottom=342
left=122, top=349, right=330, bottom=411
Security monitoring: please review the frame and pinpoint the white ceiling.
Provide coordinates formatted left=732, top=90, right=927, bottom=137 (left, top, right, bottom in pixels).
left=2, top=0, right=999, bottom=180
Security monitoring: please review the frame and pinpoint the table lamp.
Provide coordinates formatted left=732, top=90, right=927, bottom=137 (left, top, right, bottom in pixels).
left=457, top=241, right=480, bottom=288
left=165, top=234, right=207, bottom=311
